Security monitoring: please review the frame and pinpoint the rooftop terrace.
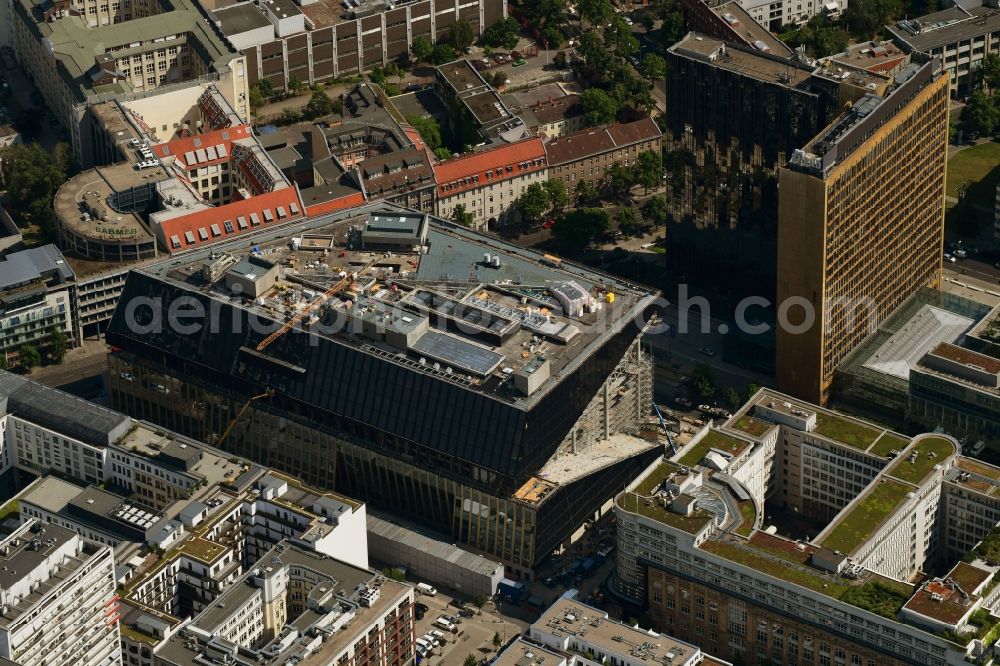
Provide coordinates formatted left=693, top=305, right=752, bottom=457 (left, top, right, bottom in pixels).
left=677, top=430, right=752, bottom=467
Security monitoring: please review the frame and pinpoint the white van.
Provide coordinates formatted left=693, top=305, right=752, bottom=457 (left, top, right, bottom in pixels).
left=435, top=617, right=456, bottom=632
left=416, top=582, right=437, bottom=596
left=415, top=637, right=433, bottom=653
left=431, top=629, right=448, bottom=643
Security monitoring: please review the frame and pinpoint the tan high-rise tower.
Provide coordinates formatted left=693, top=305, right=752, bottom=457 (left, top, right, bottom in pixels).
left=776, top=59, right=949, bottom=404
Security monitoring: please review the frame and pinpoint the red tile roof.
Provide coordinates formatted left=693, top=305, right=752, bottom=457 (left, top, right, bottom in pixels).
left=544, top=117, right=661, bottom=166
left=156, top=186, right=305, bottom=253
left=433, top=138, right=546, bottom=198
left=403, top=126, right=425, bottom=150
left=153, top=125, right=253, bottom=168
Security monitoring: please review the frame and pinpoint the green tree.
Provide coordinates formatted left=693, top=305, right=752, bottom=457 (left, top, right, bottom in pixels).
left=287, top=75, right=306, bottom=94
left=581, top=88, right=619, bottom=126
left=473, top=594, right=488, bottom=611
left=963, top=90, right=1000, bottom=136
left=692, top=363, right=716, bottom=399
left=578, top=0, right=612, bottom=24
left=518, top=182, right=551, bottom=223
left=603, top=161, right=634, bottom=199
left=745, top=382, right=761, bottom=400
left=575, top=179, right=599, bottom=205
left=464, top=656, right=478, bottom=666
left=450, top=19, right=476, bottom=51
left=725, top=388, right=742, bottom=411
left=492, top=632, right=503, bottom=649
left=257, top=77, right=276, bottom=99
left=305, top=90, right=334, bottom=119
left=278, top=108, right=303, bottom=125
left=431, top=43, right=457, bottom=64
left=616, top=207, right=640, bottom=237
left=578, top=31, right=612, bottom=76
left=544, top=178, right=568, bottom=211
left=0, top=355, right=8, bottom=371
left=411, top=36, right=434, bottom=62
left=842, top=0, right=901, bottom=38
left=639, top=9, right=655, bottom=30
left=553, top=207, right=610, bottom=252
left=0, top=142, right=70, bottom=238
left=983, top=53, right=1000, bottom=92
left=249, top=84, right=266, bottom=110
left=451, top=204, right=474, bottom=226
left=434, top=146, right=453, bottom=160
left=489, top=70, right=509, bottom=88
left=605, top=17, right=639, bottom=57
left=638, top=53, right=666, bottom=82
left=634, top=150, right=662, bottom=194
left=18, top=344, right=39, bottom=372
left=660, top=9, right=685, bottom=46
left=381, top=567, right=406, bottom=581
left=517, top=0, right=569, bottom=49
left=406, top=115, right=443, bottom=149
left=48, top=326, right=67, bottom=364
left=483, top=17, right=520, bottom=50
left=641, top=195, right=667, bottom=226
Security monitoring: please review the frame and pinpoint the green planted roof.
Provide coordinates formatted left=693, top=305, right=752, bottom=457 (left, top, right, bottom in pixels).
left=886, top=436, right=955, bottom=485
left=820, top=479, right=913, bottom=555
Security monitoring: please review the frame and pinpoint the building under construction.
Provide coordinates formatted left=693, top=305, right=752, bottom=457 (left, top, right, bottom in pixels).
left=105, top=203, right=662, bottom=577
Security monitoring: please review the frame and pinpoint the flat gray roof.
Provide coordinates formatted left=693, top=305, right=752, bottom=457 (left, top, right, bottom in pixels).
left=213, top=3, right=272, bottom=34
left=0, top=244, right=74, bottom=290
left=861, top=304, right=974, bottom=380
left=368, top=514, right=503, bottom=577
left=889, top=5, right=1000, bottom=52
left=5, top=377, right=132, bottom=446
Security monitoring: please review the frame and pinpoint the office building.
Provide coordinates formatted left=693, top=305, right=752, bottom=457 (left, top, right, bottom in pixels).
left=678, top=0, right=793, bottom=54
left=545, top=117, right=663, bottom=189
left=105, top=202, right=662, bottom=577
left=7, top=0, right=249, bottom=162
left=663, top=33, right=891, bottom=295
left=776, top=57, right=949, bottom=404
left=0, top=245, right=79, bottom=361
left=612, top=387, right=1000, bottom=666
left=214, top=0, right=507, bottom=92
left=888, top=1, right=1000, bottom=98
left=0, top=520, right=121, bottom=666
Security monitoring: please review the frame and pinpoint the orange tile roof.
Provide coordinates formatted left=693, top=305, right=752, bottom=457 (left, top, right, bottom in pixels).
left=156, top=187, right=305, bottom=253
left=433, top=138, right=546, bottom=198
left=305, top=191, right=366, bottom=217
left=153, top=125, right=253, bottom=168
left=403, top=126, right=425, bottom=150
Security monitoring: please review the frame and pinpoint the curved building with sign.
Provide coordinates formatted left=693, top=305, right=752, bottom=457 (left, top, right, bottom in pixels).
left=55, top=162, right=161, bottom=263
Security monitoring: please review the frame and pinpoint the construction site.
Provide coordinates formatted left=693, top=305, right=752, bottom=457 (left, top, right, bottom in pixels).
left=104, top=202, right=665, bottom=576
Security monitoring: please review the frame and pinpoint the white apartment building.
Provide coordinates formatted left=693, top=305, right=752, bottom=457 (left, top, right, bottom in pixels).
left=0, top=520, right=121, bottom=666
left=740, top=0, right=846, bottom=31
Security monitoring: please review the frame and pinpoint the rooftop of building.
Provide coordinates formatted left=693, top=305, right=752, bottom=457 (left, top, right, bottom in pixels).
left=434, top=137, right=546, bottom=197
left=0, top=522, right=102, bottom=626
left=860, top=304, right=975, bottom=380
left=213, top=2, right=273, bottom=34
left=616, top=461, right=717, bottom=534
left=535, top=598, right=703, bottom=665
left=126, top=202, right=656, bottom=410
left=792, top=58, right=942, bottom=175
left=505, top=83, right=574, bottom=111
left=544, top=117, right=661, bottom=166
left=831, top=40, right=908, bottom=73
left=494, top=637, right=568, bottom=666
left=368, top=513, right=502, bottom=577
left=530, top=94, right=583, bottom=125
left=156, top=542, right=411, bottom=665
left=902, top=561, right=992, bottom=627
left=19, top=0, right=238, bottom=99
left=54, top=162, right=161, bottom=246
left=669, top=33, right=814, bottom=88
left=0, top=244, right=74, bottom=291
left=0, top=371, right=132, bottom=446
left=888, top=3, right=1000, bottom=52
left=710, top=1, right=792, bottom=56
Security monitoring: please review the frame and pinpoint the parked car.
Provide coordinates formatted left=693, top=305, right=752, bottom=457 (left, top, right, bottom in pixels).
left=674, top=396, right=693, bottom=408
left=954, top=249, right=968, bottom=259
left=513, top=58, right=527, bottom=66
left=944, top=253, right=957, bottom=263
left=698, top=346, right=715, bottom=357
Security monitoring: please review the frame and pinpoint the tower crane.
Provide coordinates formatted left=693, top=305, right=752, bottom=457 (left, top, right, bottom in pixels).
left=213, top=389, right=275, bottom=449
left=256, top=257, right=378, bottom=352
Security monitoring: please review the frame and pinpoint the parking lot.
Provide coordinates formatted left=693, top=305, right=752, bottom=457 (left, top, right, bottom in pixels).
left=411, top=587, right=529, bottom=666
